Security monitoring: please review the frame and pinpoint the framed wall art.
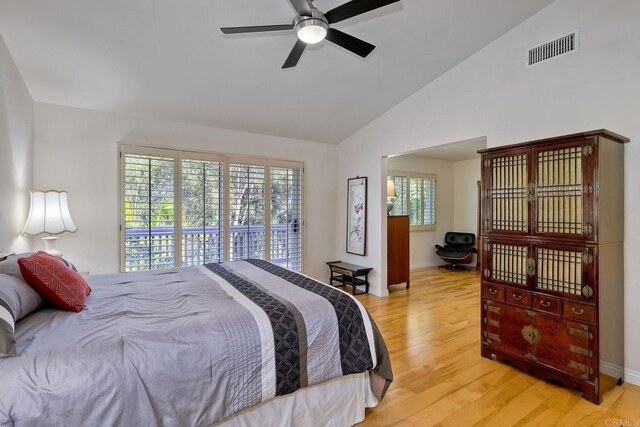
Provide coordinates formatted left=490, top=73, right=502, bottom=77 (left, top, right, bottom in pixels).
left=346, top=176, right=367, bottom=256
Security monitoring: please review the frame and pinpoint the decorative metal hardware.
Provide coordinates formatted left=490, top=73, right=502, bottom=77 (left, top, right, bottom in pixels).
left=567, top=326, right=593, bottom=340
left=527, top=182, right=536, bottom=202
left=512, top=293, right=523, bottom=301
left=484, top=159, right=491, bottom=167
left=583, top=253, right=594, bottom=265
left=484, top=318, right=500, bottom=328
left=582, top=285, right=594, bottom=298
left=569, top=344, right=593, bottom=357
left=582, top=145, right=593, bottom=157
left=568, top=359, right=593, bottom=379
left=486, top=305, right=501, bottom=315
left=583, top=223, right=594, bottom=235
left=526, top=257, right=536, bottom=277
left=539, top=300, right=552, bottom=307
left=571, top=306, right=585, bottom=315
left=491, top=353, right=497, bottom=361
left=525, top=352, right=538, bottom=361
left=525, top=309, right=537, bottom=318
left=484, top=241, right=491, bottom=253
left=583, top=184, right=593, bottom=196
left=484, top=268, right=491, bottom=279
left=568, top=360, right=588, bottom=372
left=489, top=288, right=498, bottom=295
left=521, top=325, right=542, bottom=344
left=486, top=332, right=501, bottom=342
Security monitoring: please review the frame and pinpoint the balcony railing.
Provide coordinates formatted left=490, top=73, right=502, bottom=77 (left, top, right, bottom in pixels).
left=124, top=224, right=301, bottom=272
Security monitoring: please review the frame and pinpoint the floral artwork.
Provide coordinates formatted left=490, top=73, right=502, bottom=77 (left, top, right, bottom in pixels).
left=347, top=177, right=367, bottom=255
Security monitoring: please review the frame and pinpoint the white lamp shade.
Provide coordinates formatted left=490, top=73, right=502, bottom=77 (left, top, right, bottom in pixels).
left=387, top=179, right=397, bottom=197
left=22, top=190, right=78, bottom=235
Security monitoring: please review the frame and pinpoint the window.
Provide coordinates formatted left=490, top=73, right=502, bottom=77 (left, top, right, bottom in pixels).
left=388, top=171, right=437, bottom=230
left=120, top=146, right=303, bottom=272
left=181, top=155, right=224, bottom=266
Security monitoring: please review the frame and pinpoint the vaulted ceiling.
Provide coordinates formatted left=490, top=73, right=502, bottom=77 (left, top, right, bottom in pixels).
left=0, top=0, right=555, bottom=144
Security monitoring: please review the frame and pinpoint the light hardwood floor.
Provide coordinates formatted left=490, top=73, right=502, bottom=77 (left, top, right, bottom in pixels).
left=356, top=267, right=640, bottom=426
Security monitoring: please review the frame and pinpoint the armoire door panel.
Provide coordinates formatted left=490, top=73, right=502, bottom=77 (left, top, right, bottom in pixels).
left=533, top=244, right=596, bottom=302
left=483, top=240, right=531, bottom=288
left=532, top=315, right=595, bottom=382
left=482, top=299, right=532, bottom=358
left=532, top=139, right=597, bottom=241
left=482, top=148, right=531, bottom=236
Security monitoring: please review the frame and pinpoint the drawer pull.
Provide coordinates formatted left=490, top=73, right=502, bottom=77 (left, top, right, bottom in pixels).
left=540, top=300, right=551, bottom=307
left=489, top=288, right=498, bottom=295
left=571, top=307, right=585, bottom=315
left=512, top=293, right=523, bottom=301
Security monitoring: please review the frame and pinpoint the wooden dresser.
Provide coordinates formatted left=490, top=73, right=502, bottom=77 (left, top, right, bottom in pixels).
left=478, top=130, right=627, bottom=404
left=387, top=215, right=410, bottom=289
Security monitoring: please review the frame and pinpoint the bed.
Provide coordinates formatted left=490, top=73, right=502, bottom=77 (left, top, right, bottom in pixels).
left=0, top=258, right=392, bottom=426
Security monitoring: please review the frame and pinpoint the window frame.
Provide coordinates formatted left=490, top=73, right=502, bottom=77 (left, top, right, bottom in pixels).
left=118, top=144, right=304, bottom=272
left=388, top=170, right=437, bottom=231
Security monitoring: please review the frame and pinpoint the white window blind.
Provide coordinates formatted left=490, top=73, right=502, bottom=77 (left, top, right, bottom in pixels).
left=120, top=146, right=303, bottom=272
left=388, top=171, right=437, bottom=230
left=228, top=162, right=267, bottom=261
left=270, top=165, right=303, bottom=271
left=423, top=177, right=436, bottom=226
left=181, top=157, right=224, bottom=266
left=123, top=151, right=176, bottom=271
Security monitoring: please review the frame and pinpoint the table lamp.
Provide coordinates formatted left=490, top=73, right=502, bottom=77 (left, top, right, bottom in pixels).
left=21, top=190, right=78, bottom=256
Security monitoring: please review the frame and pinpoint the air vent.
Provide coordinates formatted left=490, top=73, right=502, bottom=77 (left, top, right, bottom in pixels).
left=528, top=32, right=578, bottom=67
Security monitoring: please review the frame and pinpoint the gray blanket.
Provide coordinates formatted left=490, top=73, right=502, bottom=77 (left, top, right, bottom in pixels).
left=0, top=260, right=391, bottom=426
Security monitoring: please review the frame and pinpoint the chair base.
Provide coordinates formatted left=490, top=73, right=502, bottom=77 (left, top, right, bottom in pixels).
left=438, top=264, right=473, bottom=271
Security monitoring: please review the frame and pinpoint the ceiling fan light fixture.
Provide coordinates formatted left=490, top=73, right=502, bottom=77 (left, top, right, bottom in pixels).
left=293, top=11, right=329, bottom=44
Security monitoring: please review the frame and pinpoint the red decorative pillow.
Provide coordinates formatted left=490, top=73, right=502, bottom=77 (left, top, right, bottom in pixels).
left=37, top=252, right=91, bottom=296
left=18, top=252, right=90, bottom=312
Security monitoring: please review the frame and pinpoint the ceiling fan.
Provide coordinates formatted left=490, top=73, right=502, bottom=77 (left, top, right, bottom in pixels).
left=221, top=0, right=400, bottom=69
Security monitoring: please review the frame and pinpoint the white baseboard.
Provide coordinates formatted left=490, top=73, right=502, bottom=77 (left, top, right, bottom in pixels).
left=623, top=367, right=640, bottom=386
left=600, top=361, right=624, bottom=380
left=600, top=361, right=640, bottom=386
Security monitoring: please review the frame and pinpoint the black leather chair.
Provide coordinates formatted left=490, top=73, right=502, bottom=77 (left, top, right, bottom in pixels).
left=434, top=232, right=477, bottom=269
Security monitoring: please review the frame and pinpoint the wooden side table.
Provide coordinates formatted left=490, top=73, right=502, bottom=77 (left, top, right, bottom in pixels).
left=326, top=261, right=372, bottom=295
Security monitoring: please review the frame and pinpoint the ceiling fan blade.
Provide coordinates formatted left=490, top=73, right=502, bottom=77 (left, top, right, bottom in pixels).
left=288, top=0, right=312, bottom=16
left=282, top=40, right=307, bottom=69
left=221, top=24, right=293, bottom=34
left=325, top=28, right=375, bottom=58
left=325, top=0, right=400, bottom=24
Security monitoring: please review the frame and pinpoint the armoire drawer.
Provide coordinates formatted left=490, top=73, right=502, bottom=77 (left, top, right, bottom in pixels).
left=506, top=289, right=531, bottom=308
left=532, top=294, right=561, bottom=315
left=563, top=301, right=596, bottom=324
left=482, top=284, right=505, bottom=301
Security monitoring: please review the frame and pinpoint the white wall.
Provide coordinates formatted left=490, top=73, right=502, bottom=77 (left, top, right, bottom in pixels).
left=0, top=34, right=32, bottom=253
left=335, top=0, right=640, bottom=383
left=33, top=103, right=337, bottom=282
left=453, top=157, right=482, bottom=265
left=387, top=155, right=454, bottom=269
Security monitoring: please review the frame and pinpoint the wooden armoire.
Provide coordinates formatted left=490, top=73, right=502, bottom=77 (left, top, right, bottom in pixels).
left=387, top=215, right=410, bottom=289
left=478, top=130, right=627, bottom=404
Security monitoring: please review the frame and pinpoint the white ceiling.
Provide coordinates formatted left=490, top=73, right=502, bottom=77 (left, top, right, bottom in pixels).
left=0, top=0, right=554, bottom=144
left=399, top=137, right=487, bottom=161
